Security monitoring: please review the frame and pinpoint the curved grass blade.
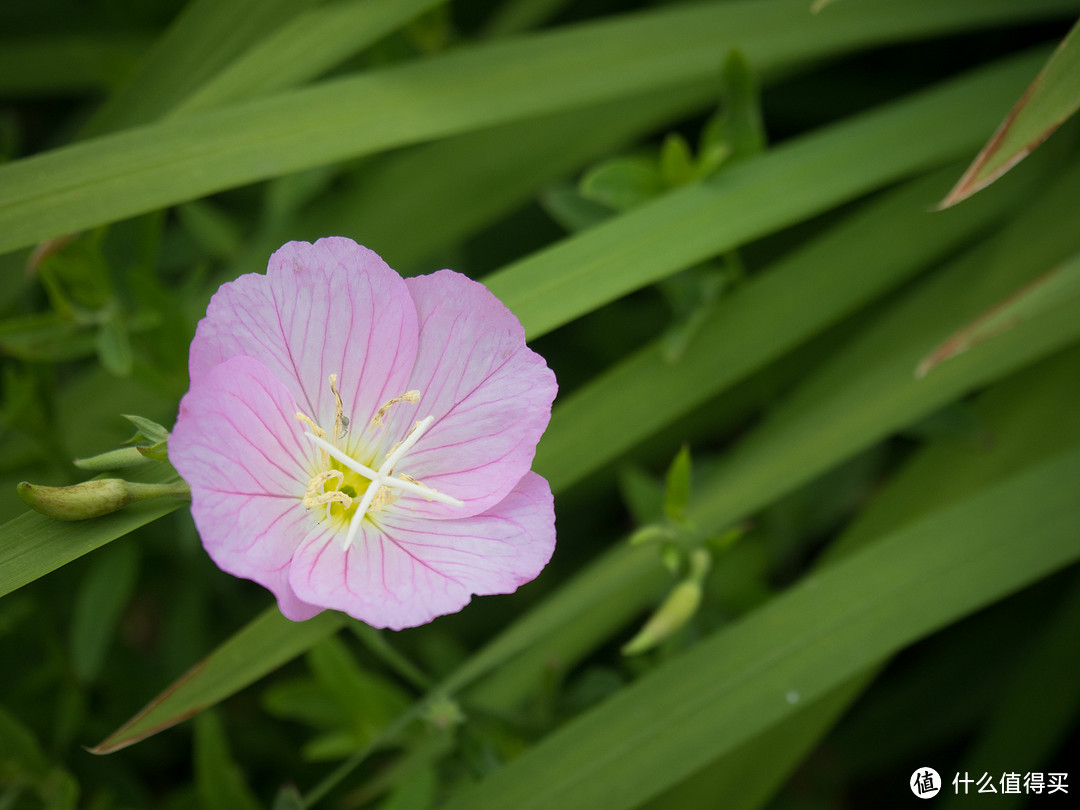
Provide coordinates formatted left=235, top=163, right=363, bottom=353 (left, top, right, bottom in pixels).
left=917, top=250, right=1080, bottom=377
left=91, top=608, right=346, bottom=754
left=641, top=343, right=1080, bottom=810
left=83, top=0, right=314, bottom=136
left=533, top=161, right=1030, bottom=492
left=0, top=0, right=1073, bottom=255
left=172, top=0, right=447, bottom=116
left=280, top=83, right=712, bottom=272
left=486, top=48, right=1049, bottom=339
left=440, top=445, right=1080, bottom=810
left=941, top=15, right=1080, bottom=207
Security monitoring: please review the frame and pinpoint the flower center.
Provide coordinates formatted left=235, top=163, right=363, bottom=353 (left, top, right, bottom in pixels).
left=297, top=375, right=463, bottom=548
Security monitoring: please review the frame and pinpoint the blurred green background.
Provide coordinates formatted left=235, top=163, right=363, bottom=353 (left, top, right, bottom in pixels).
left=1, top=0, right=1079, bottom=808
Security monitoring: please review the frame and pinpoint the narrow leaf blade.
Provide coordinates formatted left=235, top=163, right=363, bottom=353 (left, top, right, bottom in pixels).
left=941, top=15, right=1080, bottom=206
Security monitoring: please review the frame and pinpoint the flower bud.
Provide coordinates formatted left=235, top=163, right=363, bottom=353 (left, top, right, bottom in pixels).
left=73, top=447, right=151, bottom=471
left=17, top=479, right=189, bottom=521
left=621, top=579, right=703, bottom=656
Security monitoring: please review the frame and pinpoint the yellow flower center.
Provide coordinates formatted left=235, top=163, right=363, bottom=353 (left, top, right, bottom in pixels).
left=297, top=374, right=463, bottom=548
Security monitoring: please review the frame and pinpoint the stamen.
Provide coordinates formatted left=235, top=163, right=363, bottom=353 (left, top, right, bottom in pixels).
left=329, top=374, right=347, bottom=441
left=296, top=412, right=327, bottom=465
left=295, top=411, right=324, bottom=439
left=302, top=470, right=352, bottom=513
left=370, top=486, right=396, bottom=511
left=301, top=410, right=464, bottom=548
left=303, top=469, right=343, bottom=503
left=369, top=390, right=421, bottom=429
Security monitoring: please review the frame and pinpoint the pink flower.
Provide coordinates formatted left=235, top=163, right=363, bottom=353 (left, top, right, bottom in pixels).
left=170, top=238, right=557, bottom=630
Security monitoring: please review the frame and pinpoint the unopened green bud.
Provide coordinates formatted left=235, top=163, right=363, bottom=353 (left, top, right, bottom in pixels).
left=74, top=447, right=151, bottom=471
left=688, top=548, right=712, bottom=584
left=422, top=695, right=465, bottom=730
left=17, top=479, right=190, bottom=521
left=621, top=579, right=703, bottom=656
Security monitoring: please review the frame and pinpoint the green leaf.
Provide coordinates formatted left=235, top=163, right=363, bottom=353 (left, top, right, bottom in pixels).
left=486, top=48, right=1050, bottom=340
left=0, top=312, right=96, bottom=362
left=173, top=0, right=449, bottom=116
left=121, top=414, right=170, bottom=445
left=305, top=636, right=411, bottom=747
left=263, top=678, right=343, bottom=731
left=70, top=540, right=139, bottom=683
left=699, top=50, right=766, bottom=168
left=0, top=704, right=80, bottom=810
left=472, top=156, right=1080, bottom=718
left=579, top=156, right=664, bottom=212
left=194, top=711, right=263, bottom=810
left=94, top=319, right=133, bottom=377
left=917, top=249, right=1080, bottom=377
left=540, top=184, right=617, bottom=234
left=91, top=609, right=346, bottom=754
left=533, top=160, right=1030, bottom=493
left=659, top=133, right=696, bottom=187
left=288, top=82, right=709, bottom=272
left=483, top=0, right=575, bottom=37
left=83, top=0, right=316, bottom=136
left=642, top=345, right=1080, bottom=810
left=440, top=446, right=1080, bottom=810
left=663, top=445, right=692, bottom=522
left=375, top=765, right=436, bottom=810
left=691, top=155, right=1080, bottom=534
left=1, top=0, right=1072, bottom=255
left=272, top=786, right=304, bottom=810
left=941, top=15, right=1080, bottom=206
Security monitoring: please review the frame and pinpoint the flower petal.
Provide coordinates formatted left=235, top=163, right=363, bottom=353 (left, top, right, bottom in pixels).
left=375, top=270, right=557, bottom=519
left=189, top=237, right=418, bottom=437
left=171, top=355, right=322, bottom=621
left=288, top=472, right=555, bottom=629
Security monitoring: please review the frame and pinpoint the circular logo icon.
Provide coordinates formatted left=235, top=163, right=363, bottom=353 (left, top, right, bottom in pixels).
left=911, top=767, right=941, bottom=798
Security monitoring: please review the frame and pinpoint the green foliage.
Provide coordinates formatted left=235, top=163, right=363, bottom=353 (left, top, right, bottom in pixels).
left=943, top=14, right=1080, bottom=205
left=1, top=0, right=1079, bottom=808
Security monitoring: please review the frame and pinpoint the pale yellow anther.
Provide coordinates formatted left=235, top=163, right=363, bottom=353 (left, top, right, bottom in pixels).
left=370, top=390, right=421, bottom=430
left=329, top=374, right=347, bottom=441
left=296, top=411, right=328, bottom=466
left=302, top=469, right=345, bottom=509
left=304, top=489, right=354, bottom=510
left=295, top=411, right=324, bottom=439
left=369, top=485, right=397, bottom=512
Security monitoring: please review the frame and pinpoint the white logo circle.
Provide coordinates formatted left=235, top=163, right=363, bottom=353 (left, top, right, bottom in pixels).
left=911, top=767, right=941, bottom=798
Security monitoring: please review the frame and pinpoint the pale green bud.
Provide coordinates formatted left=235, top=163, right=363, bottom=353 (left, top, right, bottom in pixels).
left=74, top=447, right=151, bottom=471
left=621, top=579, right=703, bottom=656
left=17, top=479, right=189, bottom=521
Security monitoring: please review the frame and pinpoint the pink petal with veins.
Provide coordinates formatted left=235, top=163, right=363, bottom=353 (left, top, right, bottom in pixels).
left=373, top=270, right=557, bottom=519
left=171, top=355, right=322, bottom=621
left=189, top=237, right=419, bottom=435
